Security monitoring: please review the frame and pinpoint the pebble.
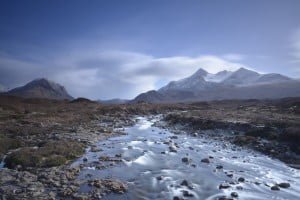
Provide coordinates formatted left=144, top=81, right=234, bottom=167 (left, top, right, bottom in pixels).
left=181, top=180, right=189, bottom=186
left=216, top=165, right=223, bottom=169
left=278, top=182, right=290, bottom=188
left=238, top=177, right=245, bottom=182
left=231, top=192, right=238, bottom=198
left=271, top=185, right=280, bottom=191
left=182, top=190, right=194, bottom=197
left=201, top=158, right=210, bottom=163
left=219, top=183, right=231, bottom=189
left=181, top=157, right=191, bottom=164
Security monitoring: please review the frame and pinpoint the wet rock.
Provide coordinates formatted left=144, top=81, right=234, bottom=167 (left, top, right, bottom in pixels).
left=180, top=180, right=189, bottom=187
left=182, top=190, right=194, bottom=197
left=188, top=147, right=194, bottom=150
left=173, top=196, right=183, bottom=200
left=115, top=154, right=122, bottom=158
left=181, top=157, right=191, bottom=164
left=219, top=183, right=231, bottom=189
left=88, top=179, right=127, bottom=194
left=90, top=146, right=102, bottom=152
left=231, top=192, right=238, bottom=198
left=218, top=196, right=234, bottom=200
left=238, top=177, right=245, bottom=182
left=99, top=156, right=122, bottom=162
left=83, top=157, right=88, bottom=162
left=227, top=174, right=233, bottom=178
left=278, top=182, right=290, bottom=188
left=201, top=158, right=210, bottom=163
left=216, top=165, right=223, bottom=169
left=156, top=176, right=163, bottom=181
left=236, top=186, right=243, bottom=190
left=192, top=132, right=198, bottom=137
left=170, top=136, right=178, bottom=139
left=271, top=185, right=280, bottom=191
left=169, top=145, right=177, bottom=153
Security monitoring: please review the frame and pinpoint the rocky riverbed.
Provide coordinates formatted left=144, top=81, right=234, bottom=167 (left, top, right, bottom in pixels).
left=1, top=96, right=300, bottom=199
left=68, top=116, right=300, bottom=200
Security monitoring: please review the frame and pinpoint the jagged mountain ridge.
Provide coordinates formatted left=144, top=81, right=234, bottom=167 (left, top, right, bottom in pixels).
left=3, top=78, right=73, bottom=100
left=133, top=67, right=300, bottom=103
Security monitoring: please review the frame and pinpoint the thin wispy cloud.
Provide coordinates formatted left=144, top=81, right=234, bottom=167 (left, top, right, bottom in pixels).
left=0, top=51, right=248, bottom=99
left=222, top=54, right=246, bottom=61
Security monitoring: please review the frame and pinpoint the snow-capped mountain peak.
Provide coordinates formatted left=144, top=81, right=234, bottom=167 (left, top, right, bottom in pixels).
left=204, top=70, right=233, bottom=83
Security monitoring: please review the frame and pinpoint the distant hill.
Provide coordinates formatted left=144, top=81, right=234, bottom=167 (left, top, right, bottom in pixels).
left=98, top=98, right=129, bottom=105
left=2, top=78, right=73, bottom=100
left=133, top=68, right=300, bottom=103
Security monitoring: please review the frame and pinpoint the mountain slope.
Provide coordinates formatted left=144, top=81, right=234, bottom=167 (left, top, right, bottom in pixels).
left=133, top=67, right=300, bottom=103
left=159, top=68, right=218, bottom=92
left=3, top=78, right=73, bottom=100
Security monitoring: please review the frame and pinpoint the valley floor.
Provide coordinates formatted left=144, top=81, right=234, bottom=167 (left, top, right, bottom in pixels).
left=0, top=96, right=299, bottom=199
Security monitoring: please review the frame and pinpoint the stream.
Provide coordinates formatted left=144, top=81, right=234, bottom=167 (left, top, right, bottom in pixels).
left=72, top=116, right=300, bottom=200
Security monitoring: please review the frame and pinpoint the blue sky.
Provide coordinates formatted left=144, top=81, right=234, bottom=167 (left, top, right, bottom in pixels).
left=0, top=0, right=300, bottom=99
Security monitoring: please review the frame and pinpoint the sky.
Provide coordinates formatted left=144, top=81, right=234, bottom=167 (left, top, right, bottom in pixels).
left=0, top=0, right=300, bottom=100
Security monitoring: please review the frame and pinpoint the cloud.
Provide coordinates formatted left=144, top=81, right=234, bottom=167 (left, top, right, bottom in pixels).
left=222, top=54, right=246, bottom=61
left=0, top=50, right=249, bottom=99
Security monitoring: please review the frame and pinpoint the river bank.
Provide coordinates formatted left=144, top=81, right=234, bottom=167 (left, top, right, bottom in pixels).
left=1, top=96, right=299, bottom=199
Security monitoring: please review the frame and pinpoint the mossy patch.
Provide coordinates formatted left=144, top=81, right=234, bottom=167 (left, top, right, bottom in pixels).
left=4, top=140, right=84, bottom=169
left=0, top=136, right=22, bottom=159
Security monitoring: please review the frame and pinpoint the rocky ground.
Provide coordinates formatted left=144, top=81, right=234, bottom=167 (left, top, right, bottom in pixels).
left=0, top=96, right=299, bottom=199
left=161, top=98, right=300, bottom=169
left=0, top=96, right=187, bottom=199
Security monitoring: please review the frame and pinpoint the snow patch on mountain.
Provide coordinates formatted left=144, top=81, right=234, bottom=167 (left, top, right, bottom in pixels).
left=204, top=70, right=233, bottom=83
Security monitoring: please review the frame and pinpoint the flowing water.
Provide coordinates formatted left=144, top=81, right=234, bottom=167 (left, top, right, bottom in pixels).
left=72, top=116, right=300, bottom=200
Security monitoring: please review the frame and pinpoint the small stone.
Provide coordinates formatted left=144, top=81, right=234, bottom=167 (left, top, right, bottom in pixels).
left=115, top=154, right=122, bottom=158
left=216, top=165, right=223, bottom=169
left=201, top=158, right=210, bottom=163
left=236, top=186, right=243, bottom=190
left=169, top=145, right=177, bottom=153
left=188, top=147, right=194, bottom=150
left=181, top=157, right=191, bottom=164
left=219, top=183, right=231, bottom=189
left=238, top=177, right=245, bottom=182
left=182, top=190, right=194, bottom=197
left=278, top=182, right=290, bottom=188
left=173, top=196, right=182, bottom=200
left=156, top=176, right=163, bottom=181
left=271, top=185, right=280, bottom=191
left=227, top=174, right=233, bottom=178
left=180, top=180, right=189, bottom=186
left=231, top=192, right=239, bottom=198
left=83, top=157, right=88, bottom=162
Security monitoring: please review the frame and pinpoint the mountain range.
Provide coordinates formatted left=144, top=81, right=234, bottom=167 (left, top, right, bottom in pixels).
left=1, top=78, right=73, bottom=100
left=1, top=68, right=299, bottom=102
left=133, top=67, right=300, bottom=103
